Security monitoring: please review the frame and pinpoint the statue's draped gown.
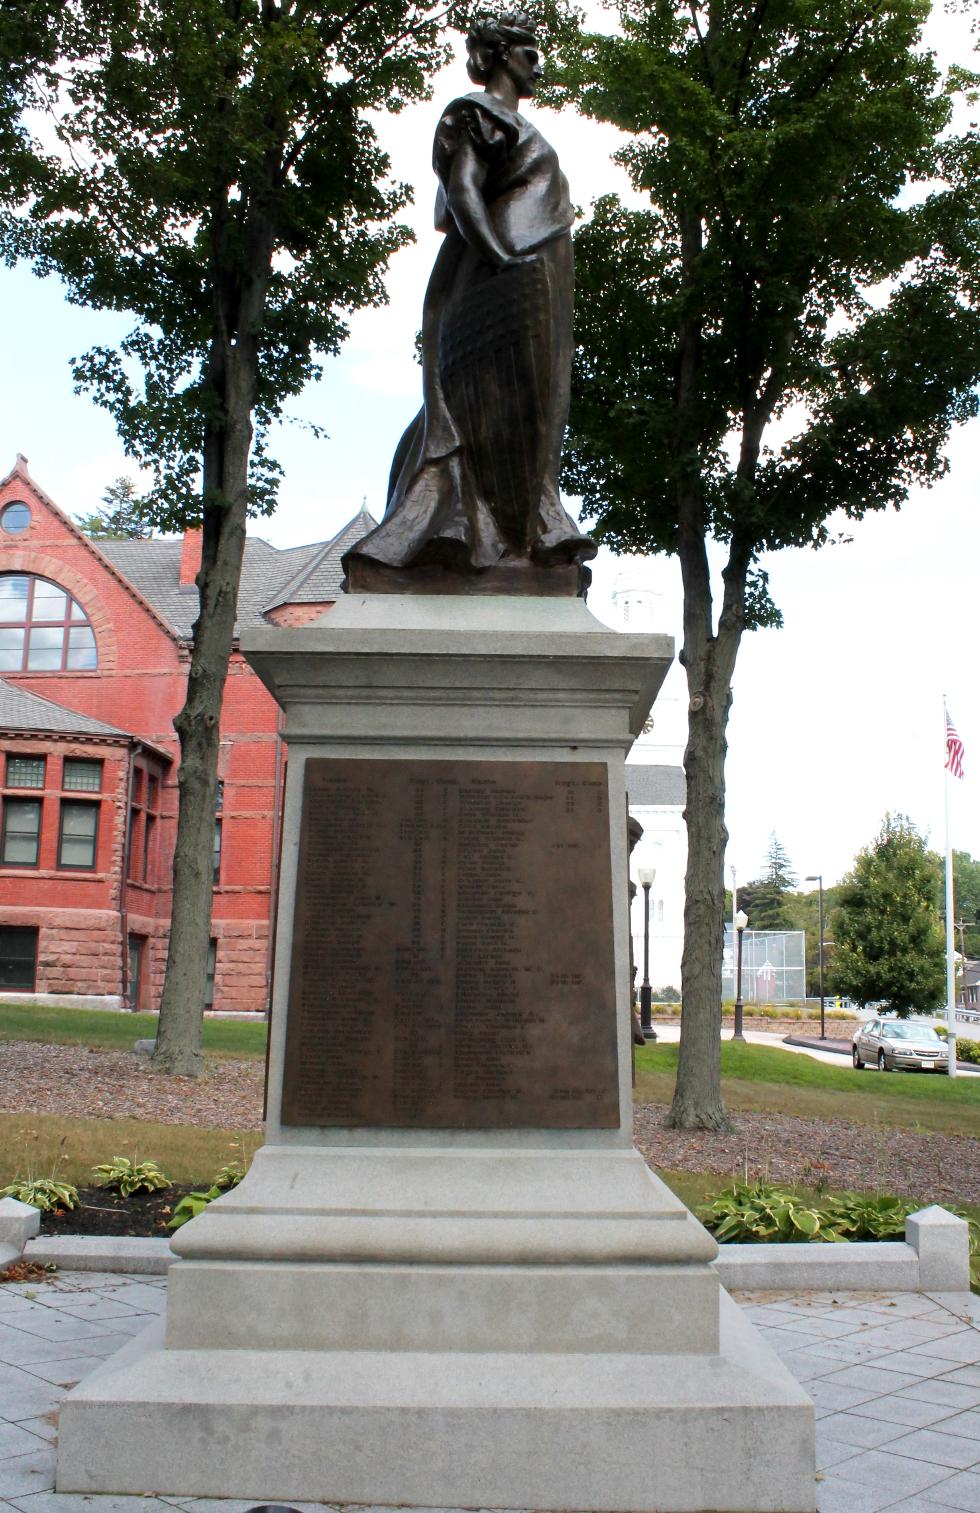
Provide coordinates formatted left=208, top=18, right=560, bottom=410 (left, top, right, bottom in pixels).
left=343, top=92, right=597, bottom=577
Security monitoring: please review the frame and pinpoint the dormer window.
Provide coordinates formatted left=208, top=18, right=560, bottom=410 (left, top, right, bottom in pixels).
left=0, top=574, right=97, bottom=671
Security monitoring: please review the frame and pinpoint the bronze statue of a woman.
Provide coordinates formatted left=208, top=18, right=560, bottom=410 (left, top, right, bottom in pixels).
left=343, top=12, right=597, bottom=594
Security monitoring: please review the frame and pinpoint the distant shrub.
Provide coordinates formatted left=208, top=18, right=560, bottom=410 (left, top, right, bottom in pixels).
left=933, top=1027, right=980, bottom=1064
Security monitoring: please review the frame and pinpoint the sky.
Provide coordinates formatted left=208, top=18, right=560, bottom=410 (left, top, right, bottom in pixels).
left=1, top=7, right=977, bottom=891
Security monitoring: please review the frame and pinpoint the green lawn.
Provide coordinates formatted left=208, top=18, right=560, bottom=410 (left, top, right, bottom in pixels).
left=0, top=1111, right=263, bottom=1187
left=635, top=1041, right=980, bottom=1137
left=0, top=1002, right=267, bottom=1059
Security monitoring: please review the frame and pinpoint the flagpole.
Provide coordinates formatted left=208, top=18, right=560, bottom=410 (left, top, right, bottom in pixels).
left=944, top=698, right=958, bottom=1078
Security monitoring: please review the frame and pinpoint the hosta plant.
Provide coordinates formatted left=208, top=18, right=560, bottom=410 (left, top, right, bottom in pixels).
left=823, top=1193, right=919, bottom=1241
left=167, top=1185, right=222, bottom=1231
left=167, top=1160, right=248, bottom=1230
left=698, top=1182, right=834, bottom=1244
left=826, top=1192, right=980, bottom=1258
left=212, top=1163, right=245, bottom=1191
left=0, top=1176, right=80, bottom=1212
left=92, top=1157, right=171, bottom=1197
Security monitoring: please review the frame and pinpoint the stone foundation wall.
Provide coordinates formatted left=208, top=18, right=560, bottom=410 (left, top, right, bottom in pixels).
left=212, top=921, right=270, bottom=1014
left=0, top=907, right=126, bottom=997
left=119, top=916, right=270, bottom=1013
left=1, top=907, right=269, bottom=1012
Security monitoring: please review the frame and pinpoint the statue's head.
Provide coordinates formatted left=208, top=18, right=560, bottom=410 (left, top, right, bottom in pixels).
left=466, top=12, right=542, bottom=93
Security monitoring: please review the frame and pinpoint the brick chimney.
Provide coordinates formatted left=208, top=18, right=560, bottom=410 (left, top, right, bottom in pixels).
left=179, top=527, right=203, bottom=587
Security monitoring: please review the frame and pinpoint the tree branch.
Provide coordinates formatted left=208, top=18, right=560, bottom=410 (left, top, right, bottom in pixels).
left=687, top=0, right=716, bottom=89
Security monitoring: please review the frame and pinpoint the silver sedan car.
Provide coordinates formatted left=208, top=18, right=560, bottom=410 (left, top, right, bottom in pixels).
left=851, top=1018, right=948, bottom=1072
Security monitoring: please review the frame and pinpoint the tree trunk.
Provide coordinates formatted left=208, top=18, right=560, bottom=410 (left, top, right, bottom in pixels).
left=151, top=366, right=254, bottom=1076
left=149, top=144, right=275, bottom=1076
left=668, top=644, right=734, bottom=1129
left=667, top=517, right=749, bottom=1129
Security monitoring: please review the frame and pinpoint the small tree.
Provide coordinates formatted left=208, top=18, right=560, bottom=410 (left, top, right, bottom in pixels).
left=76, top=477, right=153, bottom=540
left=739, top=833, right=796, bottom=930
left=833, top=815, right=945, bottom=1016
left=0, top=0, right=449, bottom=1074
left=552, top=0, right=980, bottom=1126
left=764, top=834, right=796, bottom=894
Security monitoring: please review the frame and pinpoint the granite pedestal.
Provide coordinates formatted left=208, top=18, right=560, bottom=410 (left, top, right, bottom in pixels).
left=57, top=594, right=815, bottom=1512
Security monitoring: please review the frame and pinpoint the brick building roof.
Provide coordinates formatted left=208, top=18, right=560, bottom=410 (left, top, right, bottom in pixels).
left=98, top=510, right=376, bottom=638
left=0, top=677, right=131, bottom=739
left=263, top=509, right=376, bottom=610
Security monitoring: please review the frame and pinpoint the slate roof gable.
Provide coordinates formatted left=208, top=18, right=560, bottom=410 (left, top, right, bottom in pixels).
left=97, top=510, right=377, bottom=637
left=0, top=676, right=132, bottom=738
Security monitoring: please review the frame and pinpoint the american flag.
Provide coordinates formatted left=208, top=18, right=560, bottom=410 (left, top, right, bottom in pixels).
left=945, top=709, right=965, bottom=780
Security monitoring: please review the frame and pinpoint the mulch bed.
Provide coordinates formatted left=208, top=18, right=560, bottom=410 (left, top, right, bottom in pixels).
left=0, top=1039, right=264, bottom=1128
left=634, top=1103, right=980, bottom=1209
left=2, top=1038, right=979, bottom=1225
left=36, top=1185, right=197, bottom=1239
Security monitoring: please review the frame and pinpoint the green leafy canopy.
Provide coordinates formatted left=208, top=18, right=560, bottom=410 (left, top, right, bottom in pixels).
left=0, top=0, right=452, bottom=530
left=833, top=813, right=947, bottom=1014
left=548, top=0, right=980, bottom=622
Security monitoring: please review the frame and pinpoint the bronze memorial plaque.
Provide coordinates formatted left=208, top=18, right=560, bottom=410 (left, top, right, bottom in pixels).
left=280, top=759, right=619, bottom=1128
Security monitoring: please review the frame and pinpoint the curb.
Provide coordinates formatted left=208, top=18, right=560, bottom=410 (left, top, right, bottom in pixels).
left=22, top=1206, right=971, bottom=1292
left=24, top=1234, right=174, bottom=1274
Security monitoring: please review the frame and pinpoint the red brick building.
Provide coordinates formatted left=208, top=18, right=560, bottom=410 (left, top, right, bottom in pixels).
left=0, top=454, right=372, bottom=1012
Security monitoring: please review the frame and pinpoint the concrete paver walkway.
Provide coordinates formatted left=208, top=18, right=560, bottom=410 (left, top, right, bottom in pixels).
left=0, top=1270, right=977, bottom=1512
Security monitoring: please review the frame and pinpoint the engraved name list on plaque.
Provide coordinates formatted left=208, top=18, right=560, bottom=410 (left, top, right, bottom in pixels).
left=281, top=757, right=618, bottom=1128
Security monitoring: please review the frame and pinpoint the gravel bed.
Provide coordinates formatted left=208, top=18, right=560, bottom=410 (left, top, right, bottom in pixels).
left=0, top=1040, right=264, bottom=1129
left=634, top=1102, right=980, bottom=1208
left=2, top=1039, right=978, bottom=1208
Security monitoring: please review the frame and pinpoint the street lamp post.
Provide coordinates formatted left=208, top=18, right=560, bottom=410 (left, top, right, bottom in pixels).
left=637, top=866, right=656, bottom=1039
left=733, top=908, right=748, bottom=1041
left=806, top=873, right=825, bottom=1040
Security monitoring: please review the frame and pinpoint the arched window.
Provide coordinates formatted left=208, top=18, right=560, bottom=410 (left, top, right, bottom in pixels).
left=0, top=575, right=97, bottom=672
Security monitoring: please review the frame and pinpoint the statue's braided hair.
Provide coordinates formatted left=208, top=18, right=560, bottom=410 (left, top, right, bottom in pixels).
left=466, top=12, right=538, bottom=85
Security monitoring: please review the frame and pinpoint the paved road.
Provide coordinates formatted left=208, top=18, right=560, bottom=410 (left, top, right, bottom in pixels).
left=647, top=1025, right=980, bottom=1075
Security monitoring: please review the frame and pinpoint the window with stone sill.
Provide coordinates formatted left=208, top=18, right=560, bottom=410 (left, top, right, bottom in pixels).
left=58, top=800, right=99, bottom=869
left=1, top=798, right=41, bottom=865
left=127, top=803, right=139, bottom=880
left=0, top=573, right=97, bottom=672
left=63, top=757, right=103, bottom=792
left=142, top=813, right=156, bottom=882
left=5, top=754, right=45, bottom=789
